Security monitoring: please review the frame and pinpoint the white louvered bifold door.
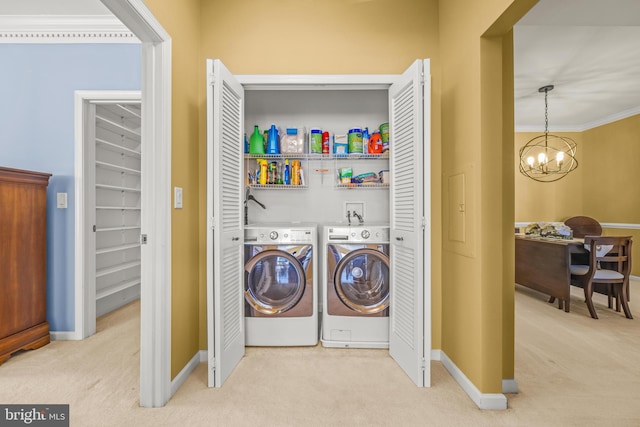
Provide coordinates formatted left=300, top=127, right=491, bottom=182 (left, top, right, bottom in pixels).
left=206, top=59, right=245, bottom=387
left=388, top=59, right=429, bottom=387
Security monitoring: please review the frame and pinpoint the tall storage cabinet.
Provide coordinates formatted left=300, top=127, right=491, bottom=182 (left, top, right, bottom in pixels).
left=0, top=166, right=51, bottom=365
left=206, top=59, right=431, bottom=388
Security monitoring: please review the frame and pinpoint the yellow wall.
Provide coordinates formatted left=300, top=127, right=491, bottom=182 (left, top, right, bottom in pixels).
left=587, top=115, right=640, bottom=276
left=144, top=0, right=203, bottom=379
left=197, top=0, right=443, bottom=349
left=516, top=114, right=640, bottom=276
left=582, top=115, right=640, bottom=224
left=143, top=0, right=546, bottom=393
left=439, top=0, right=537, bottom=392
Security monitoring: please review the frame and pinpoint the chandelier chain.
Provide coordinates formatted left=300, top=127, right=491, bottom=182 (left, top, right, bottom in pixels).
left=544, top=89, right=549, bottom=134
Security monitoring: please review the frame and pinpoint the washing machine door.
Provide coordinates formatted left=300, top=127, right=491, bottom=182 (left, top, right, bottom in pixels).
left=244, top=248, right=306, bottom=315
left=334, top=248, right=390, bottom=314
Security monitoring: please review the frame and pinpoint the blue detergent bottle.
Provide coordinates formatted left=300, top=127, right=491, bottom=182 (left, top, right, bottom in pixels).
left=266, top=124, right=280, bottom=154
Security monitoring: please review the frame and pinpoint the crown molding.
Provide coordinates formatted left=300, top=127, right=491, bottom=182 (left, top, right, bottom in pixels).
left=0, top=15, right=139, bottom=43
left=516, top=106, right=640, bottom=133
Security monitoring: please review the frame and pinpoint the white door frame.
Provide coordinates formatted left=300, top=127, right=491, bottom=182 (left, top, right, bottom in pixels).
left=100, top=0, right=172, bottom=408
left=74, top=90, right=142, bottom=341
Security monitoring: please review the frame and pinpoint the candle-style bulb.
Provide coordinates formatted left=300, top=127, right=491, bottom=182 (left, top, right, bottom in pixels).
left=538, top=152, right=547, bottom=164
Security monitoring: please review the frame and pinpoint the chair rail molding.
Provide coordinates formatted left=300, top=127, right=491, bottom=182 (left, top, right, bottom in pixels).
left=0, top=15, right=139, bottom=43
left=516, top=222, right=640, bottom=230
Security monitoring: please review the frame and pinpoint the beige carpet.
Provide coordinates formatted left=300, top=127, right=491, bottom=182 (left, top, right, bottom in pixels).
left=1, top=281, right=639, bottom=426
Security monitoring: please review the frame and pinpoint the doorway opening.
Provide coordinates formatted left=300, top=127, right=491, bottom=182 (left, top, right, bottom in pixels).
left=75, top=91, right=142, bottom=338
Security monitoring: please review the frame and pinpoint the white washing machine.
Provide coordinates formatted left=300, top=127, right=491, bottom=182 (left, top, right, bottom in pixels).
left=322, top=224, right=390, bottom=348
left=244, top=224, right=318, bottom=346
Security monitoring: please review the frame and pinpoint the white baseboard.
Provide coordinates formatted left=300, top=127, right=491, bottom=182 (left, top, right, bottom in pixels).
left=432, top=349, right=508, bottom=410
left=199, top=350, right=207, bottom=362
left=502, top=378, right=519, bottom=394
left=50, top=331, right=81, bottom=341
left=170, top=351, right=201, bottom=397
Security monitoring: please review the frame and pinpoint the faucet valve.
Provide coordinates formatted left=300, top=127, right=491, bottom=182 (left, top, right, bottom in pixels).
left=352, top=210, right=364, bottom=225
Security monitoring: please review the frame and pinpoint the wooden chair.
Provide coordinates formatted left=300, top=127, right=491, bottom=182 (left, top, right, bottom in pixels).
left=564, top=216, right=602, bottom=238
left=570, top=236, right=633, bottom=319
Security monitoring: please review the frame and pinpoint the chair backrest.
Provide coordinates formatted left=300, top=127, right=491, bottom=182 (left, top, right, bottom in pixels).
left=583, top=235, right=633, bottom=279
left=565, top=216, right=602, bottom=238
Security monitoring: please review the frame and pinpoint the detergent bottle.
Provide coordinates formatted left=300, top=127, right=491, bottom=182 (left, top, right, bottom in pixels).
left=249, top=125, right=265, bottom=155
left=368, top=130, right=383, bottom=154
left=266, top=124, right=280, bottom=154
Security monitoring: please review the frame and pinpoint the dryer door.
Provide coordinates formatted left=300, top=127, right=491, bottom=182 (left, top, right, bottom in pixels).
left=334, top=248, right=390, bottom=314
left=245, top=248, right=307, bottom=315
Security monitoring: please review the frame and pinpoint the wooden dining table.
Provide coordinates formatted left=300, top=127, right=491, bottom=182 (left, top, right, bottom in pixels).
left=515, top=234, right=587, bottom=312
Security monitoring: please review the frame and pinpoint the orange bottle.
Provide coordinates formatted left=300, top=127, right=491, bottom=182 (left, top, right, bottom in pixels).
left=368, top=132, right=383, bottom=154
left=291, top=160, right=300, bottom=185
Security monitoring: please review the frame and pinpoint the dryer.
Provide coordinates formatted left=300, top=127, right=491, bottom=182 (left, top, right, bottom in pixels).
left=322, top=225, right=390, bottom=348
left=244, top=224, right=318, bottom=346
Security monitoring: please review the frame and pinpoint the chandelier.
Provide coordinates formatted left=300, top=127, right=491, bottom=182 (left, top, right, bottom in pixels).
left=518, top=85, right=578, bottom=182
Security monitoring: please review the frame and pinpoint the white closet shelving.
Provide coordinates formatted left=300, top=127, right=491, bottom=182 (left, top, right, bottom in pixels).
left=94, top=103, right=142, bottom=317
left=244, top=153, right=389, bottom=189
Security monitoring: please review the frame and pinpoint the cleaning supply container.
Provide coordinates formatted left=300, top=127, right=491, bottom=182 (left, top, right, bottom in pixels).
left=249, top=125, right=265, bottom=155
left=292, top=160, right=301, bottom=185
left=309, top=128, right=322, bottom=154
left=368, top=131, right=383, bottom=154
left=257, top=159, right=268, bottom=185
left=348, top=128, right=363, bottom=154
left=380, top=122, right=389, bottom=153
left=266, top=124, right=280, bottom=154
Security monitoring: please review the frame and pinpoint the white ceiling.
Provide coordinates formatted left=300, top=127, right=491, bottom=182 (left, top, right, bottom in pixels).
left=514, top=0, right=640, bottom=131
left=3, top=0, right=640, bottom=132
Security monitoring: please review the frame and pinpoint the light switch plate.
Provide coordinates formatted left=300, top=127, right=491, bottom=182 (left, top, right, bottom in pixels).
left=56, top=192, right=68, bottom=209
left=174, top=187, right=183, bottom=209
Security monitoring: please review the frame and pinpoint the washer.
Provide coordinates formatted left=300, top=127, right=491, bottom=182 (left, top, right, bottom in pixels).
left=322, top=224, right=390, bottom=348
left=244, top=224, right=317, bottom=346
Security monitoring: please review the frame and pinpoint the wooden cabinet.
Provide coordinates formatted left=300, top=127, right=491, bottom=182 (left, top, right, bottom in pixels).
left=0, top=166, right=51, bottom=365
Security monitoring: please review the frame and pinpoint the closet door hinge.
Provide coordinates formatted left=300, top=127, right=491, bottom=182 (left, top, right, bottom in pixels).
left=209, top=217, right=215, bottom=230
left=208, top=73, right=216, bottom=86
left=420, top=357, right=427, bottom=371
left=210, top=357, right=216, bottom=372
left=421, top=217, right=426, bottom=230
left=140, top=234, right=148, bottom=245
